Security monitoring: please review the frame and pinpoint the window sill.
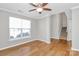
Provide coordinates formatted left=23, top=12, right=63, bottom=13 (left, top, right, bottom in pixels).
left=9, top=36, right=31, bottom=41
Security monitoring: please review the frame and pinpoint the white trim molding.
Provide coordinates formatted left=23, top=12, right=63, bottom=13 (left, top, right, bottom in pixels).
left=0, top=8, right=37, bottom=20
left=0, top=39, right=50, bottom=51
left=51, top=37, right=59, bottom=40
left=37, top=39, right=50, bottom=44
left=0, top=39, right=35, bottom=51
left=71, top=5, right=79, bottom=10
left=71, top=48, right=79, bottom=51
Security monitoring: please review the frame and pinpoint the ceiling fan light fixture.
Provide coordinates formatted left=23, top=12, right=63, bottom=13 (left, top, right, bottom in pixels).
left=29, top=3, right=51, bottom=14
left=36, top=8, right=43, bottom=12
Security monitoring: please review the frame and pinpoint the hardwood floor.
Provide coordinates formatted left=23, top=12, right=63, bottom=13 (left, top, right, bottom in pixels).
left=0, top=39, right=79, bottom=56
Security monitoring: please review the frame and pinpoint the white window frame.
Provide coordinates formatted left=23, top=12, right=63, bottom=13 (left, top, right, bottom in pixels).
left=9, top=17, right=31, bottom=41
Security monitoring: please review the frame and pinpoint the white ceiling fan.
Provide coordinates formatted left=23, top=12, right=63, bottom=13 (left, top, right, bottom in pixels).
left=29, top=3, right=52, bottom=14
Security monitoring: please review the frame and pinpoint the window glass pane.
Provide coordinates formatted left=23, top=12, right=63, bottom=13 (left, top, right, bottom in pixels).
left=9, top=28, right=21, bottom=39
left=9, top=17, right=22, bottom=28
left=15, top=29, right=21, bottom=39
left=22, top=29, right=30, bottom=37
left=22, top=19, right=31, bottom=28
left=9, top=29, right=15, bottom=39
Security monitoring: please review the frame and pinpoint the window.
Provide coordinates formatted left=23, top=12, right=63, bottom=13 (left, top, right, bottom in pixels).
left=9, top=17, right=31, bottom=40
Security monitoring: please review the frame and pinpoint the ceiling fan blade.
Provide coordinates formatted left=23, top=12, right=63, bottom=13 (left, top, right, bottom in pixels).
left=42, top=3, right=48, bottom=7
left=29, top=9, right=36, bottom=12
left=30, top=3, right=37, bottom=7
left=43, top=8, right=52, bottom=11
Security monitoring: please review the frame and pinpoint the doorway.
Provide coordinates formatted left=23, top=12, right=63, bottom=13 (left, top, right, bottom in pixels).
left=60, top=12, right=67, bottom=40
left=60, top=27, right=67, bottom=40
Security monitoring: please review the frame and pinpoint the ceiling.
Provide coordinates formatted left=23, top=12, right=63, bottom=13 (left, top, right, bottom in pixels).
left=0, top=3, right=79, bottom=19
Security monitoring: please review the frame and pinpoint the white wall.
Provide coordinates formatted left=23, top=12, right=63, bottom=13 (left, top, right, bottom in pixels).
left=0, top=11, right=37, bottom=49
left=60, top=12, right=67, bottom=27
left=50, top=14, right=62, bottom=39
left=72, top=8, right=79, bottom=50
left=31, top=20, right=38, bottom=39
left=37, top=17, right=50, bottom=43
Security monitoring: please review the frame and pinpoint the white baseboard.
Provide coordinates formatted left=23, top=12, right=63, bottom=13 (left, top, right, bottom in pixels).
left=0, top=39, right=36, bottom=51
left=71, top=48, right=79, bottom=51
left=38, top=39, right=50, bottom=44
left=67, top=39, right=71, bottom=41
left=51, top=37, right=71, bottom=42
left=0, top=39, right=50, bottom=51
left=50, top=37, right=59, bottom=39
